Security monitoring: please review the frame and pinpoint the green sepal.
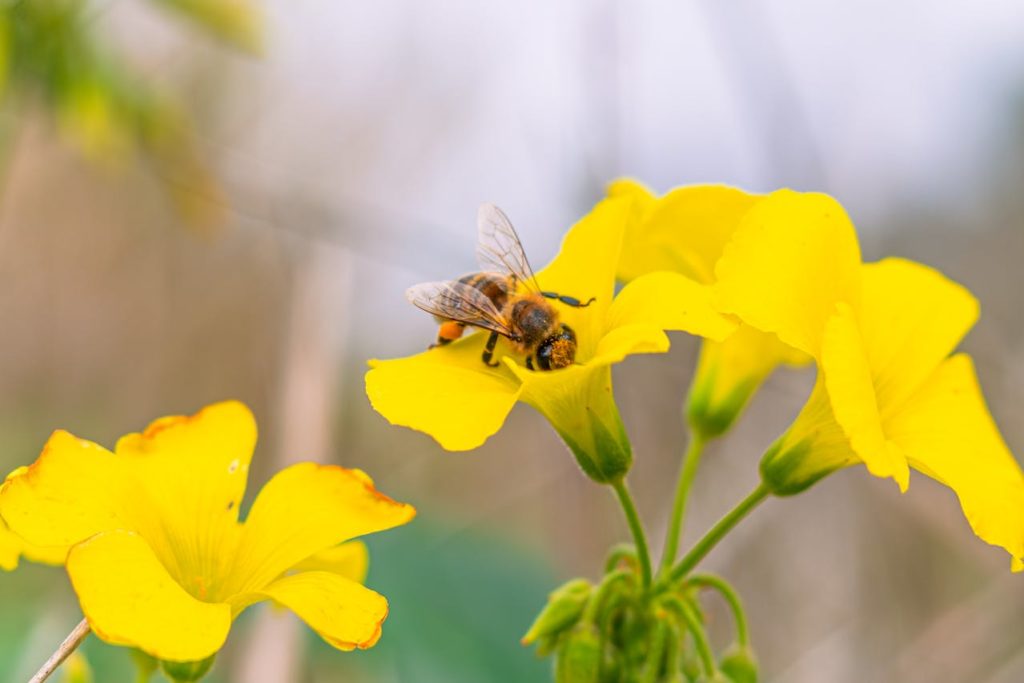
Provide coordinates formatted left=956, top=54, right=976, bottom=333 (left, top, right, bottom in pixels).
left=523, top=578, right=593, bottom=646
left=686, top=365, right=758, bottom=440
left=557, top=409, right=632, bottom=484
left=759, top=435, right=841, bottom=496
left=159, top=654, right=216, bottom=682
left=719, top=643, right=758, bottom=683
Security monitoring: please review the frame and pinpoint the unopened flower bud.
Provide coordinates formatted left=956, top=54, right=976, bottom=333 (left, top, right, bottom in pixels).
left=555, top=623, right=602, bottom=683
left=522, top=578, right=592, bottom=646
left=719, top=643, right=758, bottom=683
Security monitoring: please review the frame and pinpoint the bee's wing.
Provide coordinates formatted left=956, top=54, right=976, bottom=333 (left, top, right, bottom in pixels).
left=406, top=280, right=516, bottom=338
left=476, top=203, right=540, bottom=292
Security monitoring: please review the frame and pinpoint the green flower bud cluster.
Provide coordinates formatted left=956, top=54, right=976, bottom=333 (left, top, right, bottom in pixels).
left=523, top=552, right=758, bottom=682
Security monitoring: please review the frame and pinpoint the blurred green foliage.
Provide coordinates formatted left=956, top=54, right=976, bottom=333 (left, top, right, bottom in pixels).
left=313, top=519, right=556, bottom=683
left=0, top=0, right=261, bottom=230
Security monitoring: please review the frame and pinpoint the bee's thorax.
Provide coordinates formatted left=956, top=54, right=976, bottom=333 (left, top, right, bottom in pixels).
left=509, top=296, right=561, bottom=350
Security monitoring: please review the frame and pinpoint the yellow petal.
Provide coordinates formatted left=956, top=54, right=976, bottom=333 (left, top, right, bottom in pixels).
left=887, top=355, right=1024, bottom=569
left=229, top=464, right=414, bottom=596
left=714, top=190, right=862, bottom=357
left=0, top=524, right=20, bottom=571
left=858, top=258, right=979, bottom=416
left=607, top=177, right=657, bottom=204
left=19, top=538, right=68, bottom=566
left=0, top=432, right=128, bottom=548
left=688, top=325, right=810, bottom=438
left=292, top=541, right=369, bottom=584
left=613, top=181, right=761, bottom=284
left=252, top=570, right=389, bottom=651
left=67, top=530, right=231, bottom=662
left=822, top=304, right=910, bottom=491
left=591, top=324, right=670, bottom=364
left=113, top=401, right=256, bottom=597
left=115, top=401, right=255, bottom=515
left=534, top=196, right=632, bottom=359
left=607, top=271, right=737, bottom=342
left=366, top=333, right=522, bottom=451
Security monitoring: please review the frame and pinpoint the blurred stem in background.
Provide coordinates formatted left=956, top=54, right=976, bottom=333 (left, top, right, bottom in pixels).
left=0, top=0, right=262, bottom=232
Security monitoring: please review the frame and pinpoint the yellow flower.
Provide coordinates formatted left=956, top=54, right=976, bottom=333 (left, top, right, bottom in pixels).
left=608, top=179, right=810, bottom=437
left=712, top=189, right=1024, bottom=570
left=366, top=196, right=736, bottom=483
left=0, top=401, right=415, bottom=662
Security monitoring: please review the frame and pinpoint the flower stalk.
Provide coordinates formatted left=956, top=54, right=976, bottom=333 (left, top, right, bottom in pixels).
left=611, top=479, right=652, bottom=588
left=673, top=599, right=718, bottom=679
left=687, top=574, right=750, bottom=647
left=660, top=432, right=707, bottom=574
left=666, top=484, right=770, bottom=586
left=29, top=618, right=91, bottom=683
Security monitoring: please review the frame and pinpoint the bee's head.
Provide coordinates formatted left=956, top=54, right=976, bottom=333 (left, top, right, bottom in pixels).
left=535, top=324, right=577, bottom=370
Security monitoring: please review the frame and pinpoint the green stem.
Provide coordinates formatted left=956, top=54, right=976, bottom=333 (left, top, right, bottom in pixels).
left=604, top=543, right=638, bottom=574
left=666, top=484, right=770, bottom=585
left=660, top=432, right=706, bottom=574
left=688, top=574, right=750, bottom=647
left=639, top=621, right=671, bottom=683
left=611, top=478, right=652, bottom=589
left=676, top=600, right=718, bottom=679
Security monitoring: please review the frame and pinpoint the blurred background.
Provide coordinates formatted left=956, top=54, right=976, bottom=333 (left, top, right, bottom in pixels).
left=2, top=1, right=1024, bottom=681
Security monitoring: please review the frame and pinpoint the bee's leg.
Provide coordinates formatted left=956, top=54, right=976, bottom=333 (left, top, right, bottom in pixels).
left=430, top=321, right=466, bottom=349
left=481, top=331, right=501, bottom=367
left=526, top=356, right=535, bottom=371
left=541, top=291, right=597, bottom=308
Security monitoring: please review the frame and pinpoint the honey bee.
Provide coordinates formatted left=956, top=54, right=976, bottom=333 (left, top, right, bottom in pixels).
left=406, top=204, right=595, bottom=371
